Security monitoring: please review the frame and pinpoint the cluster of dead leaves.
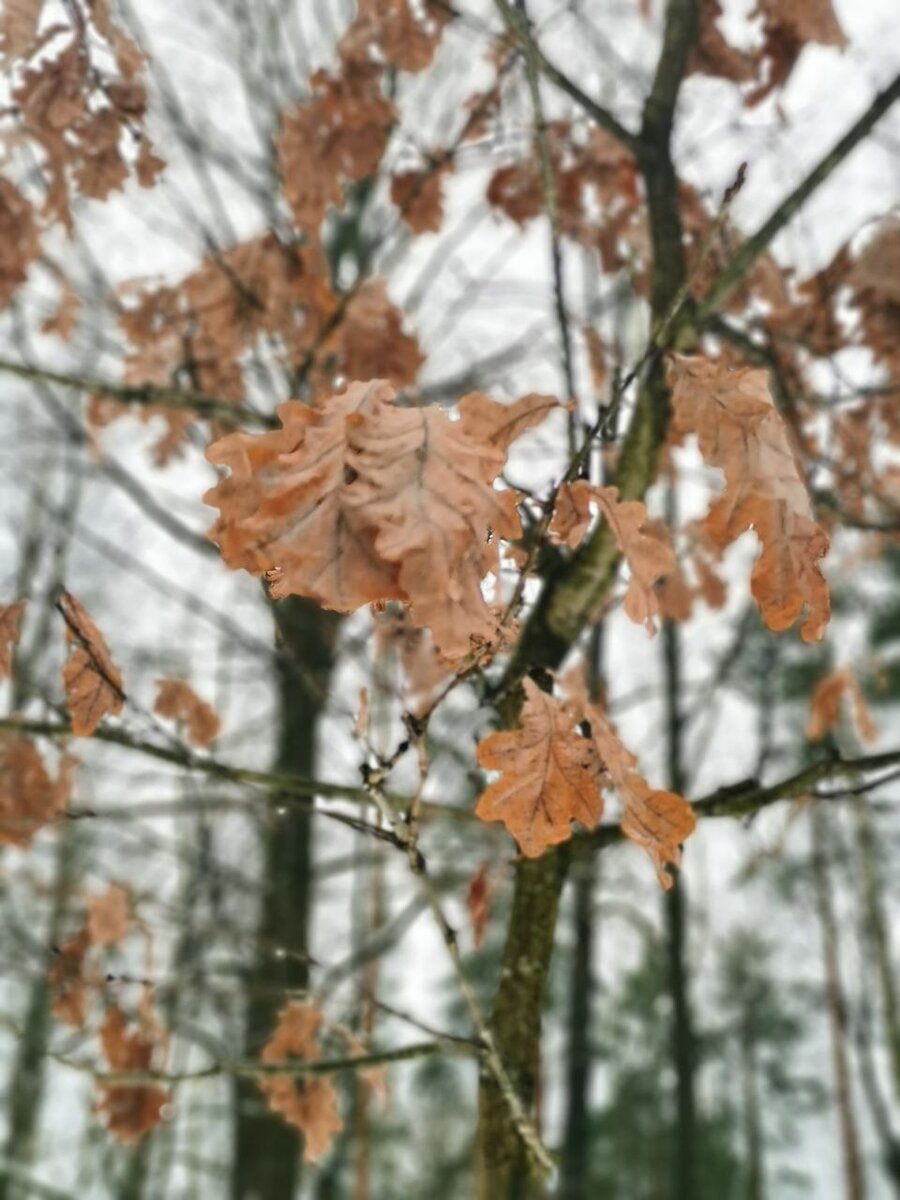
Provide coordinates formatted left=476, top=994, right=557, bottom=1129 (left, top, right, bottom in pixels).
left=691, top=0, right=847, bottom=105
left=278, top=0, right=450, bottom=236
left=47, top=882, right=170, bottom=1144
left=109, top=242, right=424, bottom=463
left=205, top=381, right=557, bottom=661
left=486, top=119, right=643, bottom=281
left=667, top=356, right=830, bottom=642
left=259, top=1003, right=343, bottom=1164
left=1, top=0, right=164, bottom=258
left=0, top=732, right=75, bottom=848
left=476, top=677, right=695, bottom=885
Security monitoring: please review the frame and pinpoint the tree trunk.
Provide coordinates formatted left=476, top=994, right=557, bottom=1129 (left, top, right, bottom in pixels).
left=663, top=612, right=696, bottom=1200
left=560, top=845, right=597, bottom=1199
left=0, top=829, right=75, bottom=1200
left=740, top=1036, right=765, bottom=1200
left=853, top=795, right=900, bottom=1102
left=810, top=805, right=865, bottom=1200
left=232, top=599, right=339, bottom=1200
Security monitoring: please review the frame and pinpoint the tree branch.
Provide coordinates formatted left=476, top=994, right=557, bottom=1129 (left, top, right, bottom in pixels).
left=697, top=71, right=900, bottom=322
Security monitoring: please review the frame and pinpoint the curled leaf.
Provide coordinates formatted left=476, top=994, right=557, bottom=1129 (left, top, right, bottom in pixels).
left=59, top=591, right=125, bottom=735
left=668, top=356, right=830, bottom=642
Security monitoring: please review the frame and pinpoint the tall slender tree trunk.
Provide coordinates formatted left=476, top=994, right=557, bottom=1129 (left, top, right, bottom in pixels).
left=560, top=845, right=597, bottom=1199
left=810, top=805, right=865, bottom=1200
left=739, top=1035, right=764, bottom=1200
left=0, top=830, right=75, bottom=1200
left=662, top=608, right=696, bottom=1200
left=853, top=796, right=900, bottom=1101
left=232, top=599, right=339, bottom=1200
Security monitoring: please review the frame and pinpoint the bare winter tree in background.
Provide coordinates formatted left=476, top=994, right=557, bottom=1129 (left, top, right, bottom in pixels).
left=0, top=1, right=898, bottom=1197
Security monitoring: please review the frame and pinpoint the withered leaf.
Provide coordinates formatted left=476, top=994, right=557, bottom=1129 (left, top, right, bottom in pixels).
left=0, top=734, right=74, bottom=847
left=552, top=484, right=676, bottom=633
left=59, top=591, right=125, bottom=736
left=0, top=600, right=26, bottom=679
left=154, top=679, right=221, bottom=747
left=807, top=666, right=876, bottom=745
left=668, top=356, right=830, bottom=642
left=98, top=1007, right=169, bottom=1144
left=571, top=685, right=696, bottom=887
left=48, top=928, right=91, bottom=1029
left=206, top=382, right=555, bottom=660
left=87, top=884, right=131, bottom=947
left=260, top=1003, right=343, bottom=1163
left=475, top=678, right=604, bottom=857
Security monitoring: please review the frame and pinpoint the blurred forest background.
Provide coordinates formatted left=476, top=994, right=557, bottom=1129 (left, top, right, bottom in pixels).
left=0, top=0, right=899, bottom=1197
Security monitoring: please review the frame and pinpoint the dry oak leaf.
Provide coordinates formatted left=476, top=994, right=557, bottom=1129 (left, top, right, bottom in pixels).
left=340, top=0, right=450, bottom=74
left=277, top=69, right=395, bottom=235
left=206, top=381, right=554, bottom=660
left=338, top=278, right=424, bottom=388
left=0, top=180, right=41, bottom=309
left=569, top=685, right=695, bottom=887
left=748, top=0, right=847, bottom=106
left=48, top=928, right=91, bottom=1029
left=668, top=356, right=830, bottom=642
left=390, top=165, right=447, bottom=234
left=0, top=0, right=45, bottom=60
left=807, top=666, right=876, bottom=745
left=260, top=1002, right=343, bottom=1163
left=690, top=0, right=750, bottom=81
left=556, top=484, right=676, bottom=634
left=154, top=679, right=221, bottom=747
left=59, top=591, right=125, bottom=735
left=0, top=733, right=75, bottom=847
left=97, top=1006, right=169, bottom=1144
left=475, top=678, right=604, bottom=858
left=87, top=883, right=131, bottom=947
left=0, top=600, right=26, bottom=679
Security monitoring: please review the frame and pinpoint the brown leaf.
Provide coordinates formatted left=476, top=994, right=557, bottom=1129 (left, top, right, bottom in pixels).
left=206, top=382, right=550, bottom=660
left=277, top=71, right=394, bottom=234
left=87, top=884, right=131, bottom=947
left=570, top=684, right=696, bottom=887
left=40, top=279, right=81, bottom=340
left=340, top=0, right=450, bottom=74
left=550, top=483, right=593, bottom=549
left=390, top=166, right=447, bottom=234
left=668, top=356, right=830, bottom=642
left=0, top=600, right=26, bottom=679
left=59, top=591, right=125, bottom=736
left=260, top=1003, right=343, bottom=1164
left=154, top=679, right=221, bottom=747
left=48, top=928, right=91, bottom=1029
left=475, top=678, right=604, bottom=857
left=339, top=278, right=423, bottom=388
left=807, top=666, right=876, bottom=745
left=549, top=484, right=676, bottom=633
left=466, top=863, right=493, bottom=949
left=747, top=0, right=847, bottom=106
left=689, top=0, right=750, bottom=81
left=0, top=734, right=74, bottom=847
left=97, top=1007, right=169, bottom=1144
left=0, top=180, right=41, bottom=309
left=0, top=0, right=45, bottom=60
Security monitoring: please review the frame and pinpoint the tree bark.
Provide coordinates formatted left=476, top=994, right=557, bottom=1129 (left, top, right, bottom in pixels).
left=560, top=845, right=597, bottom=1199
left=231, top=599, right=339, bottom=1200
left=810, top=805, right=865, bottom=1200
